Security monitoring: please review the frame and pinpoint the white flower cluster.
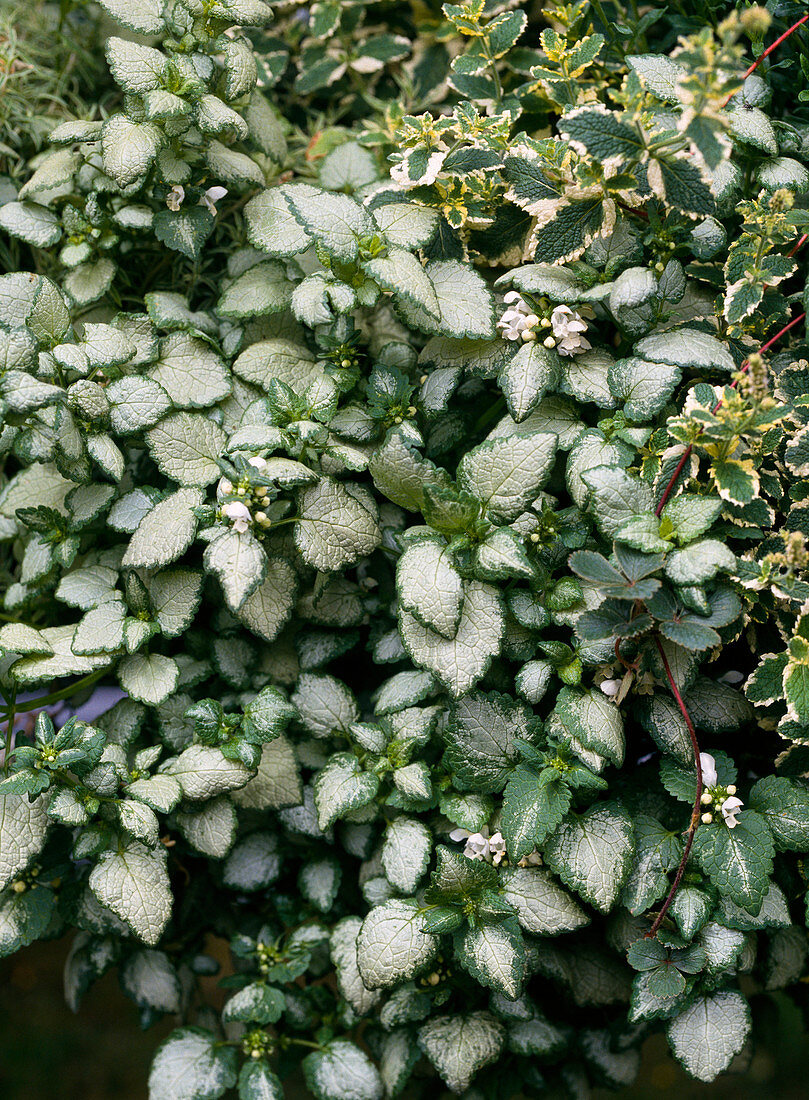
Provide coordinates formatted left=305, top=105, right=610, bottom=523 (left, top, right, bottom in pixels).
left=217, top=458, right=272, bottom=534
left=166, top=184, right=228, bottom=215
left=497, top=293, right=593, bottom=356
left=449, top=826, right=542, bottom=867
left=549, top=304, right=593, bottom=357
left=699, top=752, right=744, bottom=828
left=449, top=825, right=506, bottom=865
left=497, top=291, right=539, bottom=342
left=221, top=500, right=251, bottom=533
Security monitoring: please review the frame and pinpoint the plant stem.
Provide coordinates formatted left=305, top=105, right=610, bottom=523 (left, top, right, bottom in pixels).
left=646, top=636, right=702, bottom=938
left=288, top=1038, right=325, bottom=1051
left=617, top=199, right=649, bottom=223
left=590, top=0, right=622, bottom=52
left=473, top=396, right=505, bottom=434
left=0, top=667, right=107, bottom=717
left=481, top=40, right=503, bottom=106
left=2, top=683, right=17, bottom=776
left=721, top=14, right=809, bottom=107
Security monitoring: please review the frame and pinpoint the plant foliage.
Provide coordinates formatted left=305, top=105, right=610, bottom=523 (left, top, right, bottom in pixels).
left=2, top=0, right=809, bottom=1095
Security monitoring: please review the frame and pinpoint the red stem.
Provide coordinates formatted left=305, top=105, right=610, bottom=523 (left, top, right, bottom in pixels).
left=655, top=309, right=807, bottom=516
left=646, top=638, right=704, bottom=938
left=721, top=15, right=809, bottom=107
left=787, top=234, right=808, bottom=258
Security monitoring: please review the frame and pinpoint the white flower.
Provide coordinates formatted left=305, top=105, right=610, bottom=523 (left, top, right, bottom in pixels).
left=166, top=185, right=185, bottom=212
left=449, top=825, right=504, bottom=863
left=550, top=304, right=592, bottom=357
left=599, top=679, right=621, bottom=697
left=449, top=824, right=510, bottom=863
left=699, top=753, right=744, bottom=827
left=497, top=292, right=536, bottom=342
left=216, top=476, right=233, bottom=498
left=518, top=850, right=542, bottom=868
left=199, top=185, right=228, bottom=216
left=699, top=752, right=718, bottom=788
left=499, top=310, right=531, bottom=341
left=463, top=831, right=491, bottom=860
left=720, top=795, right=744, bottom=828
left=222, top=501, right=252, bottom=533
left=488, top=832, right=507, bottom=866
left=550, top=305, right=587, bottom=337
left=248, top=456, right=268, bottom=472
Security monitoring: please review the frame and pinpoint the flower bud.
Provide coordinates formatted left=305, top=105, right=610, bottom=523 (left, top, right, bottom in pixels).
left=701, top=812, right=713, bottom=824
left=740, top=6, right=771, bottom=36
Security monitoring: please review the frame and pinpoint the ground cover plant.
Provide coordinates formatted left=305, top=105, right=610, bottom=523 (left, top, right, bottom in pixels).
left=1, top=0, right=809, bottom=1096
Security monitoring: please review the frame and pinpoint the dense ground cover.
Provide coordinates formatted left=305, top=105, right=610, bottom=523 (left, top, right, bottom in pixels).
left=1, top=1, right=809, bottom=1097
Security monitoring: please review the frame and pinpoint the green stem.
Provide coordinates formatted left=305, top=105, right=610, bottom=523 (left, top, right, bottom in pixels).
left=589, top=0, right=622, bottom=52
left=3, top=683, right=17, bottom=776
left=473, top=395, right=505, bottom=434
left=646, top=636, right=702, bottom=939
left=480, top=40, right=503, bottom=105
left=0, top=668, right=107, bottom=717
left=267, top=516, right=300, bottom=532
